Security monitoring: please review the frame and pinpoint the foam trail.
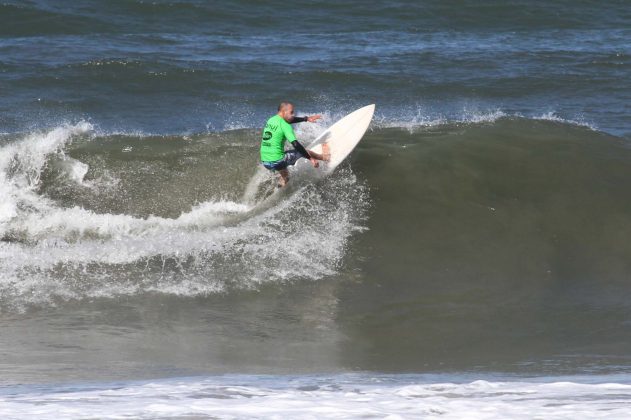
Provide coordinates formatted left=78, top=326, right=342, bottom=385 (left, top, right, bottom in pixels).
left=241, top=165, right=274, bottom=205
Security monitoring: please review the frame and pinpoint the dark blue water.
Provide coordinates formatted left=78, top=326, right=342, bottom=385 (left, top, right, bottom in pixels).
left=1, top=0, right=629, bottom=135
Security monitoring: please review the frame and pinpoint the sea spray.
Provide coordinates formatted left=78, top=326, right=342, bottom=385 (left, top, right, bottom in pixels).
left=0, top=124, right=369, bottom=310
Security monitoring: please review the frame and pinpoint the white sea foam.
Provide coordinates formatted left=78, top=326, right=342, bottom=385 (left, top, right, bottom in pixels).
left=534, top=111, right=597, bottom=130
left=0, top=184, right=361, bottom=308
left=50, top=156, right=89, bottom=184
left=371, top=107, right=597, bottom=133
left=0, top=122, right=93, bottom=230
left=197, top=106, right=595, bottom=139
left=0, top=123, right=369, bottom=310
left=1, top=374, right=630, bottom=419
left=372, top=108, right=507, bottom=132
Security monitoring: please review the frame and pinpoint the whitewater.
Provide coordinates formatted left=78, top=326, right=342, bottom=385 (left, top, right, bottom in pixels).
left=2, top=374, right=631, bottom=419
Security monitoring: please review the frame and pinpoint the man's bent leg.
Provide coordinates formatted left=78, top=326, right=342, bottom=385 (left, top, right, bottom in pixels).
left=278, top=169, right=290, bottom=187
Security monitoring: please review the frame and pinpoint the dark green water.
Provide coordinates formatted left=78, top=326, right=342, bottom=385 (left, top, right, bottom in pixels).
left=1, top=0, right=631, bottom=393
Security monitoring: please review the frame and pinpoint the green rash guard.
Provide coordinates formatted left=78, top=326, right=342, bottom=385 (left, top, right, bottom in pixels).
left=260, top=114, right=297, bottom=162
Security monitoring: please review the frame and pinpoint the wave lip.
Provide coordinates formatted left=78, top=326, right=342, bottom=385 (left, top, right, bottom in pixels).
left=371, top=108, right=600, bottom=133
left=0, top=122, right=93, bottom=229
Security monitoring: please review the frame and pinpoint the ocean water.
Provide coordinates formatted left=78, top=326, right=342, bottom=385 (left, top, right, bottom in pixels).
left=1, top=0, right=631, bottom=418
left=3, top=374, right=631, bottom=419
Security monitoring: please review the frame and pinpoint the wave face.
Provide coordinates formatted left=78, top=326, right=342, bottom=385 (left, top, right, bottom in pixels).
left=2, top=117, right=631, bottom=377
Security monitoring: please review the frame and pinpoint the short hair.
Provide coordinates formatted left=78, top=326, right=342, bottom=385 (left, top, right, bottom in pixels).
left=278, top=102, right=293, bottom=111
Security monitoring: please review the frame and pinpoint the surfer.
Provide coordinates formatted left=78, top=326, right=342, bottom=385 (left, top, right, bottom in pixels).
left=260, top=102, right=329, bottom=187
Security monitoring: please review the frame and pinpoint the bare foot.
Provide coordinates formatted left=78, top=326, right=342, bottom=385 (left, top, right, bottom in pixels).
left=278, top=169, right=289, bottom=187
left=322, top=143, right=331, bottom=161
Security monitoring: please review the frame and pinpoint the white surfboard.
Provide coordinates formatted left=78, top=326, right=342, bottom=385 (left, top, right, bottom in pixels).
left=306, top=104, right=375, bottom=173
left=243, top=104, right=375, bottom=206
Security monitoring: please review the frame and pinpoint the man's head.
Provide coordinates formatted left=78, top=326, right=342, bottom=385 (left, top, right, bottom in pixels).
left=277, top=102, right=295, bottom=122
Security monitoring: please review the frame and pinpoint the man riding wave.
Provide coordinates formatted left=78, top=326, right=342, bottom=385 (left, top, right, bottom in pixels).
left=260, top=102, right=329, bottom=187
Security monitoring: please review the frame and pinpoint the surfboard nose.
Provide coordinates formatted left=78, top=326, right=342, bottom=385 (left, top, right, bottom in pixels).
left=362, top=104, right=376, bottom=113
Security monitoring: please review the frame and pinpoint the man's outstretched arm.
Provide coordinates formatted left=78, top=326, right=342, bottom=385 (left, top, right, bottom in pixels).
left=290, top=115, right=322, bottom=124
